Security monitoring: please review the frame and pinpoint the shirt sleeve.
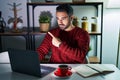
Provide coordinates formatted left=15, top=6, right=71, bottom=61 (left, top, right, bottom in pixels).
left=58, top=30, right=90, bottom=63
left=36, top=33, right=51, bottom=61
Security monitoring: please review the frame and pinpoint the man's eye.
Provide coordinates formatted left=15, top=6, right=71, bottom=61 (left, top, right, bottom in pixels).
left=56, top=17, right=59, bottom=20
left=62, top=17, right=66, bottom=20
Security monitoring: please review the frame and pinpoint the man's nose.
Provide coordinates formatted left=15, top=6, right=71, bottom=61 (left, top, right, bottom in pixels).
left=58, top=20, right=63, bottom=24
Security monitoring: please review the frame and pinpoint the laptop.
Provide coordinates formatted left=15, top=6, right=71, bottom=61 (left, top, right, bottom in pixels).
left=8, top=49, right=55, bottom=77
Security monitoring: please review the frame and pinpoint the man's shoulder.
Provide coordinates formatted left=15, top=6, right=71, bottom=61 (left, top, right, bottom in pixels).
left=75, top=27, right=88, bottom=33
left=48, top=27, right=60, bottom=35
left=49, top=27, right=60, bottom=32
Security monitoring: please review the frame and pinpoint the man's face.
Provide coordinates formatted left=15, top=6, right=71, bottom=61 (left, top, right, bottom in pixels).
left=56, top=11, right=71, bottom=30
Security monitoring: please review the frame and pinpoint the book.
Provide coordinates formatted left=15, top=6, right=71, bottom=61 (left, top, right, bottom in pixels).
left=74, top=64, right=114, bottom=78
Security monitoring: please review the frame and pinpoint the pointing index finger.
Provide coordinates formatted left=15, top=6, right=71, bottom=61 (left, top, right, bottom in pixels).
left=48, top=32, right=54, bottom=38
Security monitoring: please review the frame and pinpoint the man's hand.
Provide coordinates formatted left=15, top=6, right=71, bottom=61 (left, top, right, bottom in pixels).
left=48, top=32, right=61, bottom=47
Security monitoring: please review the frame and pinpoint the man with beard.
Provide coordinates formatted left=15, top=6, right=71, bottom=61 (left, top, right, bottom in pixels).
left=36, top=4, right=90, bottom=63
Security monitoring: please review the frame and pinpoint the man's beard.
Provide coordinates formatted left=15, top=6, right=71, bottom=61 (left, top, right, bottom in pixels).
left=59, top=24, right=69, bottom=30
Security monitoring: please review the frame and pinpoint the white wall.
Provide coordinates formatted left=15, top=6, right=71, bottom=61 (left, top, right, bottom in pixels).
left=102, top=9, right=120, bottom=66
left=0, top=0, right=120, bottom=68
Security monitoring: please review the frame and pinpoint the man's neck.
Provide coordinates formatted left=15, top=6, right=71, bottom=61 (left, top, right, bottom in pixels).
left=65, top=24, right=75, bottom=31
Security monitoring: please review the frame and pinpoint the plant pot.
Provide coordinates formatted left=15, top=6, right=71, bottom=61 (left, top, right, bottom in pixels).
left=40, top=23, right=50, bottom=32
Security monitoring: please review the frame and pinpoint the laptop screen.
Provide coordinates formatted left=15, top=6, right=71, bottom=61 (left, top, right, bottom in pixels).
left=8, top=49, right=55, bottom=77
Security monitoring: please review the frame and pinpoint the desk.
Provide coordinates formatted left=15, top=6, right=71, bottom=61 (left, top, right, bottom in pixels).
left=0, top=64, right=120, bottom=80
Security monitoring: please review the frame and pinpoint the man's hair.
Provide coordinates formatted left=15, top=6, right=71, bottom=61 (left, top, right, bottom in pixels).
left=56, top=4, right=73, bottom=16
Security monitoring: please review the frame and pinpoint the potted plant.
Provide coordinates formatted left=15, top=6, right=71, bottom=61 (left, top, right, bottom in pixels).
left=39, top=11, right=53, bottom=32
left=39, top=15, right=50, bottom=32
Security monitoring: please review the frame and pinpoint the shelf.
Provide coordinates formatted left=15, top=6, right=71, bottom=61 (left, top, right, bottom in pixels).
left=30, top=32, right=46, bottom=35
left=29, top=32, right=101, bottom=35
left=89, top=32, right=102, bottom=35
left=27, top=2, right=103, bottom=5
left=0, top=31, right=101, bottom=36
left=88, top=56, right=100, bottom=63
left=26, top=2, right=103, bottom=63
left=0, top=32, right=27, bottom=36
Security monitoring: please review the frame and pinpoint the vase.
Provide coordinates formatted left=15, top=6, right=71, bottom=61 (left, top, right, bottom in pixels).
left=40, top=23, right=50, bottom=32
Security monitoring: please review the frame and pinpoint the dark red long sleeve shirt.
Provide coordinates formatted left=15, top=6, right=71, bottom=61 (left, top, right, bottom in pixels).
left=36, top=27, right=90, bottom=63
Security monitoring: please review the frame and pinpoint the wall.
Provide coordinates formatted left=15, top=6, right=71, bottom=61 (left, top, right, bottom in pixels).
left=103, top=8, right=120, bottom=67
left=0, top=0, right=120, bottom=68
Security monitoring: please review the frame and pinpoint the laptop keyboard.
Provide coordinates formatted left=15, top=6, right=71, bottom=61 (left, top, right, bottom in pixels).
left=40, top=65, right=56, bottom=77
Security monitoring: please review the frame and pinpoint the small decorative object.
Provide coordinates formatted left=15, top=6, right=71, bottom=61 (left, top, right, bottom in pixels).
left=72, top=16, right=79, bottom=27
left=7, top=3, right=23, bottom=33
left=91, top=17, right=97, bottom=32
left=39, top=11, right=53, bottom=32
left=0, top=11, right=6, bottom=33
left=72, top=0, right=85, bottom=3
left=81, top=16, right=88, bottom=31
